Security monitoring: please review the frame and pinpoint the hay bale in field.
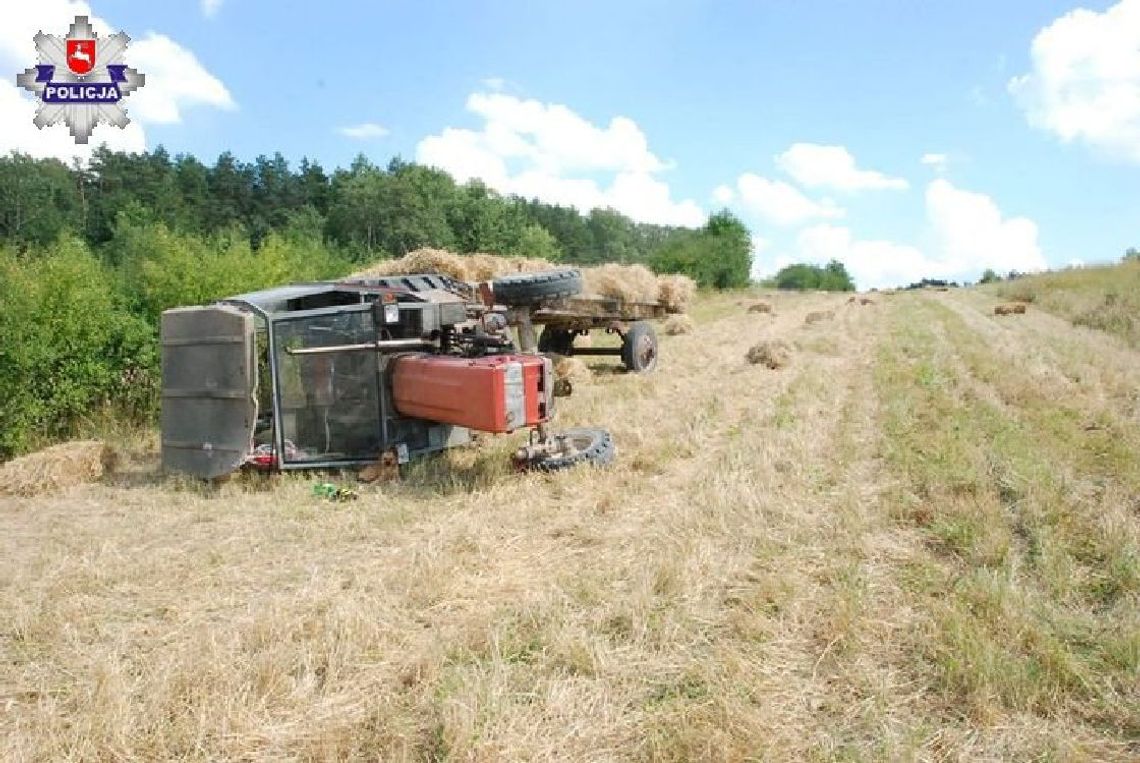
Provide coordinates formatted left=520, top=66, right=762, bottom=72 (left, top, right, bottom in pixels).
left=551, top=355, right=592, bottom=385
left=0, top=440, right=117, bottom=497
left=804, top=310, right=835, bottom=325
left=663, top=314, right=694, bottom=335
left=994, top=303, right=1027, bottom=316
left=656, top=274, right=696, bottom=313
left=746, top=339, right=791, bottom=369
left=747, top=301, right=773, bottom=314
left=847, top=296, right=857, bottom=304
left=859, top=297, right=875, bottom=306
left=581, top=263, right=660, bottom=304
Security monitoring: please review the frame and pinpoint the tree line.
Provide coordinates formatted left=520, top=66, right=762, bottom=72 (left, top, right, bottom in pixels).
left=0, top=148, right=752, bottom=457
left=0, top=147, right=752, bottom=270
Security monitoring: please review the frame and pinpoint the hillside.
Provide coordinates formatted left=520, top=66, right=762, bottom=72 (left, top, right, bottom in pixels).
left=1, top=287, right=1138, bottom=760
left=988, top=259, right=1140, bottom=349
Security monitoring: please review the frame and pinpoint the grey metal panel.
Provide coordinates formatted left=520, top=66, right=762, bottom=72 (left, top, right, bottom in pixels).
left=224, top=283, right=340, bottom=311
left=160, top=305, right=256, bottom=478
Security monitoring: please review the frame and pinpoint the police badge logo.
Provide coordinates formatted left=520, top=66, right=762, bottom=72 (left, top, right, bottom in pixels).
left=15, top=15, right=146, bottom=145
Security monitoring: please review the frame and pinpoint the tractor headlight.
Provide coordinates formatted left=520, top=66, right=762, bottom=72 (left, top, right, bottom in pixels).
left=383, top=304, right=400, bottom=324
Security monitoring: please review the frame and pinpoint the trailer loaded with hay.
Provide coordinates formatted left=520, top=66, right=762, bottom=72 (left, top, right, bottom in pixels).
left=160, top=265, right=682, bottom=480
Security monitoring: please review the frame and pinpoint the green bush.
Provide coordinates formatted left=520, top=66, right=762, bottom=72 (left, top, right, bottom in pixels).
left=115, top=218, right=351, bottom=322
left=773, top=260, right=855, bottom=291
left=651, top=211, right=751, bottom=288
left=0, top=238, right=156, bottom=457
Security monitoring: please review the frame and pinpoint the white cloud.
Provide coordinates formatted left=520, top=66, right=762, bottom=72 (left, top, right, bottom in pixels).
left=775, top=142, right=908, bottom=191
left=920, top=153, right=948, bottom=172
left=735, top=173, right=845, bottom=226
left=712, top=184, right=735, bottom=205
left=416, top=92, right=704, bottom=226
left=794, top=224, right=937, bottom=289
left=0, top=0, right=234, bottom=161
left=466, top=92, right=667, bottom=174
left=338, top=122, right=389, bottom=140
left=127, top=33, right=235, bottom=124
left=1009, top=0, right=1140, bottom=162
left=925, top=179, right=1047, bottom=275
left=201, top=0, right=223, bottom=18
left=776, top=180, right=1047, bottom=289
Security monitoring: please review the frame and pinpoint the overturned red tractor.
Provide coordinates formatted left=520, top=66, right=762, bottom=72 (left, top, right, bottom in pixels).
left=160, top=268, right=665, bottom=479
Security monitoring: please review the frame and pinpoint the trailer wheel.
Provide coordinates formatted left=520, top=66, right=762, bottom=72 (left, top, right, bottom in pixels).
left=538, top=327, right=575, bottom=355
left=492, top=269, right=583, bottom=306
left=527, top=428, right=615, bottom=472
left=621, top=321, right=658, bottom=373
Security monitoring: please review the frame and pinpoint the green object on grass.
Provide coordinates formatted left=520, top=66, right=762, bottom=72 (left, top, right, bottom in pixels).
left=312, top=482, right=358, bottom=501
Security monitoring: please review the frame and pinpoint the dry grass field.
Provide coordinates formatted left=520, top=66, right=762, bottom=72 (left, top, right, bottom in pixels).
left=2, top=284, right=1138, bottom=761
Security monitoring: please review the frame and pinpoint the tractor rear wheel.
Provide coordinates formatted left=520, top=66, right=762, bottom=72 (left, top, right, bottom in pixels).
left=621, top=321, right=658, bottom=373
left=492, top=269, right=583, bottom=306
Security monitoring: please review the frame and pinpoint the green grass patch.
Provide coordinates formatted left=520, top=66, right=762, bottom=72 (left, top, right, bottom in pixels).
left=874, top=299, right=1139, bottom=731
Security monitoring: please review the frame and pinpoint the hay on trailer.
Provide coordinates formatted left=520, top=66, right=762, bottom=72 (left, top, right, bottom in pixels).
left=350, top=249, right=697, bottom=314
left=746, top=340, right=791, bottom=370
left=804, top=310, right=835, bottom=325
left=349, top=248, right=559, bottom=283
left=0, top=440, right=117, bottom=497
left=656, top=274, right=696, bottom=313
left=350, top=250, right=699, bottom=315
left=747, top=302, right=773, bottom=314
left=349, top=248, right=473, bottom=281
left=550, top=355, right=592, bottom=386
left=465, top=254, right=505, bottom=282
left=663, top=314, right=694, bottom=335
left=466, top=253, right=556, bottom=282
left=581, top=263, right=660, bottom=304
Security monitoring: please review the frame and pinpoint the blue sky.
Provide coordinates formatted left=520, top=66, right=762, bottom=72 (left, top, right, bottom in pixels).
left=3, top=0, right=1139, bottom=288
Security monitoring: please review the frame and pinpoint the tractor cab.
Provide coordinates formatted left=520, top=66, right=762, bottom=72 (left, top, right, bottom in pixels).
left=160, top=276, right=481, bottom=479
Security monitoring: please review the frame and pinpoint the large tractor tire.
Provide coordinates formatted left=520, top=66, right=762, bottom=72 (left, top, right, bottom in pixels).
left=528, top=428, right=615, bottom=472
left=621, top=321, right=659, bottom=373
left=492, top=269, right=583, bottom=306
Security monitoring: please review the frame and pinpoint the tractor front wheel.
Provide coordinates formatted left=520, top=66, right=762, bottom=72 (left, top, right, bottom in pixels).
left=515, top=427, right=615, bottom=472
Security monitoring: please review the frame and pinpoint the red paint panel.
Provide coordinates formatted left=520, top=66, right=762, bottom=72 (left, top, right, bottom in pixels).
left=392, top=354, right=550, bottom=433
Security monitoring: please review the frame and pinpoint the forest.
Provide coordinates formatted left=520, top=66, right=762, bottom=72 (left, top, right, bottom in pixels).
left=0, top=148, right=753, bottom=457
